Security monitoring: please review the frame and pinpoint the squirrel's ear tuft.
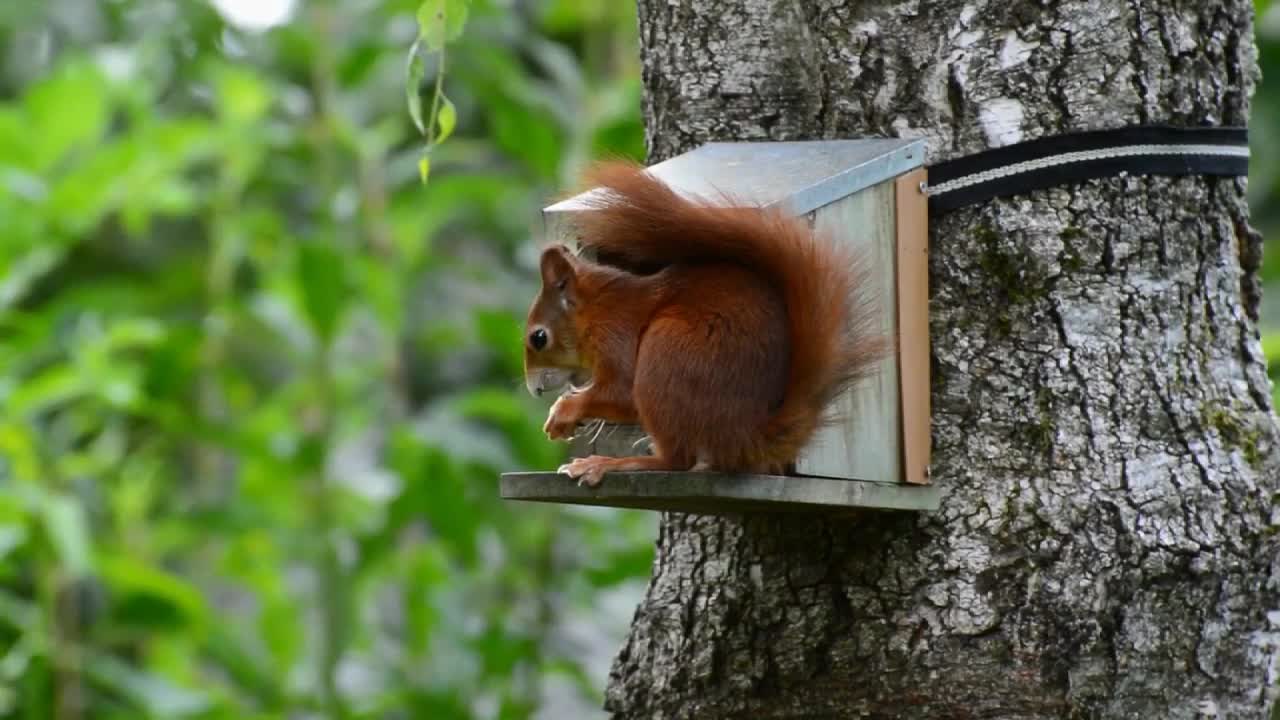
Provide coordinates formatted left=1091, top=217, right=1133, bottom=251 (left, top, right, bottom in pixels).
left=539, top=245, right=577, bottom=305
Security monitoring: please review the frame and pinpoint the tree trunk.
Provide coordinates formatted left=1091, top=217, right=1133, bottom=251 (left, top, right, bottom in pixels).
left=605, top=1, right=1280, bottom=718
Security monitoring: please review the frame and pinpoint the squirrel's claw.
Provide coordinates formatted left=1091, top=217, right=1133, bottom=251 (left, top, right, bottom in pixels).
left=558, top=456, right=607, bottom=487
left=543, top=394, right=581, bottom=440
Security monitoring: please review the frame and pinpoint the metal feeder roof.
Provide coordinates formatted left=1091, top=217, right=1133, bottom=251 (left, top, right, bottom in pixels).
left=544, top=138, right=926, bottom=217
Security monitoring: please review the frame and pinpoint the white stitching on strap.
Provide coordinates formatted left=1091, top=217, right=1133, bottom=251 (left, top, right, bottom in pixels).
left=921, top=143, right=1251, bottom=197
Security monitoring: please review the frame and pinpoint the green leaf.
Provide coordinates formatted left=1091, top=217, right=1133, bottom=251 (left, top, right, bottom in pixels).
left=296, top=241, right=349, bottom=344
left=213, top=63, right=270, bottom=124
left=0, top=424, right=42, bottom=483
left=85, top=654, right=211, bottom=718
left=417, top=0, right=445, bottom=50
left=7, top=361, right=83, bottom=417
left=260, top=593, right=303, bottom=669
left=45, top=117, right=218, bottom=234
left=406, top=691, right=471, bottom=720
left=46, top=135, right=140, bottom=233
left=0, top=588, right=39, bottom=633
left=0, top=246, right=65, bottom=310
left=40, top=494, right=92, bottom=576
left=417, top=0, right=469, bottom=52
left=99, top=556, right=209, bottom=634
left=0, top=525, right=27, bottom=562
left=473, top=308, right=521, bottom=376
left=24, top=59, right=110, bottom=171
left=0, top=107, right=34, bottom=168
left=387, top=430, right=478, bottom=565
left=402, top=545, right=446, bottom=654
left=203, top=626, right=286, bottom=707
left=405, top=39, right=428, bottom=135
left=450, top=388, right=563, bottom=469
left=354, top=254, right=404, bottom=330
left=104, top=318, right=167, bottom=350
left=436, top=94, right=457, bottom=144
left=419, top=154, right=431, bottom=184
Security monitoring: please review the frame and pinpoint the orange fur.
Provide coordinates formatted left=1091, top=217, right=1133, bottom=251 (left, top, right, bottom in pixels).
left=523, top=160, right=889, bottom=486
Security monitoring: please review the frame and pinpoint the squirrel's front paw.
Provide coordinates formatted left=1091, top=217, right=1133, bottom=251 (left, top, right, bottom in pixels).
left=543, top=394, right=581, bottom=440
left=558, top=455, right=610, bottom=487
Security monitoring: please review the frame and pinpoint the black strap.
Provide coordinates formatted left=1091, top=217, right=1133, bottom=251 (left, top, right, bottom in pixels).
left=925, top=124, right=1250, bottom=213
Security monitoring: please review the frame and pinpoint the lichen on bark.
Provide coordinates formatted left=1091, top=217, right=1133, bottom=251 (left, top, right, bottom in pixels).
left=607, top=1, right=1280, bottom=718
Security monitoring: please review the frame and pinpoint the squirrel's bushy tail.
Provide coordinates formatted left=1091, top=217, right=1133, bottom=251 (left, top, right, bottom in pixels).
left=570, top=160, right=890, bottom=470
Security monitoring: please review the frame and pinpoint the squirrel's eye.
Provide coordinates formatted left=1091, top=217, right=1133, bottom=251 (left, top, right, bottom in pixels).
left=529, top=328, right=548, bottom=351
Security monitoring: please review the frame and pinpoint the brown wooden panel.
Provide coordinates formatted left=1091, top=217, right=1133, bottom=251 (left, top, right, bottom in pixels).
left=895, top=169, right=932, bottom=485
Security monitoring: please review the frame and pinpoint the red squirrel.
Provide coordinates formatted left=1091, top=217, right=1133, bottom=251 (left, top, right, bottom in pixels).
left=522, top=160, right=888, bottom=487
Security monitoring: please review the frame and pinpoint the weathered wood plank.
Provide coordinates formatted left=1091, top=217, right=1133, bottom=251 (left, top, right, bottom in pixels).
left=500, top=471, right=942, bottom=514
left=796, top=180, right=901, bottom=483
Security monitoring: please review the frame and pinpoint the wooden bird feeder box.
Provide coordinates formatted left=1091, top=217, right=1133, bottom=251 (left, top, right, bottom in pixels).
left=501, top=139, right=938, bottom=514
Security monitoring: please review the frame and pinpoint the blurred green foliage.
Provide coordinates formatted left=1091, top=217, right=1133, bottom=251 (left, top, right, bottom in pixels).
left=1254, top=0, right=1280, bottom=408
left=0, top=0, right=651, bottom=718
left=0, top=1, right=1278, bottom=719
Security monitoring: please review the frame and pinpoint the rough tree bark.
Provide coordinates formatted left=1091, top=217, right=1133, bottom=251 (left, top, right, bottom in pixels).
left=604, top=1, right=1280, bottom=718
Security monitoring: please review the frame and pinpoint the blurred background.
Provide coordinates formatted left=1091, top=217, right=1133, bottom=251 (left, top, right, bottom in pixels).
left=0, top=1, right=1276, bottom=719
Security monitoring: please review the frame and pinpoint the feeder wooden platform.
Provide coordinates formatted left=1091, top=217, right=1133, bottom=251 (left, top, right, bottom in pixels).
left=500, top=471, right=942, bottom=515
